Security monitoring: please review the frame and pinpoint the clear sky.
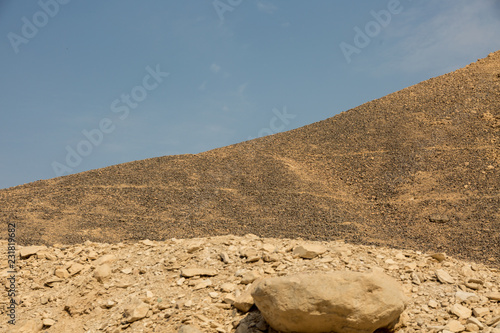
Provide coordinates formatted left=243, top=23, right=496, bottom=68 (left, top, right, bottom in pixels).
left=1, top=0, right=499, bottom=189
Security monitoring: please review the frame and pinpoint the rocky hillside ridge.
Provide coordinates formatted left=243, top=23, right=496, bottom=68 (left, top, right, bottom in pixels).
left=1, top=51, right=499, bottom=266
left=1, top=235, right=499, bottom=332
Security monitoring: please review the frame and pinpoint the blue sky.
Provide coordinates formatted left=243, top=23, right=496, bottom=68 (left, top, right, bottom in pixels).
left=1, top=0, right=499, bottom=189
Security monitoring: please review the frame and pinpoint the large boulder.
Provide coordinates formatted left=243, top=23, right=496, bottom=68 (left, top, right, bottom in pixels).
left=251, top=271, right=406, bottom=333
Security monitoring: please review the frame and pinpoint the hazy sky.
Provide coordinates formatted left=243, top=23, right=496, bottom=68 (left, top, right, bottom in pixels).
left=1, top=0, right=499, bottom=189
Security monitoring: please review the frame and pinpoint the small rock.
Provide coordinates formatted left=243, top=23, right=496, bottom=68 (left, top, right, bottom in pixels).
left=385, top=259, right=397, bottom=265
left=68, top=262, right=85, bottom=275
left=223, top=294, right=236, bottom=305
left=87, top=250, right=98, bottom=260
left=234, top=293, right=254, bottom=312
left=44, top=277, right=64, bottom=288
left=95, top=254, right=116, bottom=266
left=124, top=300, right=150, bottom=323
left=186, top=240, right=204, bottom=253
left=246, top=255, right=261, bottom=263
left=194, top=313, right=210, bottom=323
left=428, top=300, right=439, bottom=308
left=465, top=282, right=481, bottom=290
left=178, top=325, right=203, bottom=333
left=94, top=264, right=112, bottom=283
left=54, top=268, right=70, bottom=279
left=180, top=268, right=218, bottom=278
left=486, top=292, right=500, bottom=301
left=13, top=319, right=43, bottom=333
left=411, top=272, right=421, bottom=285
left=395, top=252, right=405, bottom=260
left=262, top=243, right=276, bottom=253
left=436, top=269, right=455, bottom=284
left=19, top=246, right=47, bottom=259
left=121, top=268, right=132, bottom=274
left=455, top=290, right=477, bottom=302
left=140, top=239, right=155, bottom=246
left=220, top=282, right=237, bottom=292
left=64, top=295, right=87, bottom=316
left=446, top=320, right=465, bottom=332
left=263, top=253, right=280, bottom=262
left=234, top=279, right=263, bottom=313
left=429, top=214, right=450, bottom=223
left=115, top=278, right=133, bottom=288
left=193, top=279, right=212, bottom=290
left=103, top=300, right=116, bottom=308
left=292, top=243, right=327, bottom=259
left=467, top=317, right=484, bottom=329
left=42, top=318, right=56, bottom=327
left=465, top=323, right=479, bottom=331
left=241, top=271, right=261, bottom=285
left=219, top=252, right=230, bottom=264
left=472, top=307, right=489, bottom=317
left=240, top=248, right=259, bottom=258
left=429, top=253, right=447, bottom=262
left=405, top=262, right=417, bottom=270
left=486, top=316, right=500, bottom=326
left=450, top=303, right=472, bottom=318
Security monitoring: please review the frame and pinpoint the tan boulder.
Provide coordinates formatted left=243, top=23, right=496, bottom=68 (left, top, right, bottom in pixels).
left=251, top=271, right=406, bottom=333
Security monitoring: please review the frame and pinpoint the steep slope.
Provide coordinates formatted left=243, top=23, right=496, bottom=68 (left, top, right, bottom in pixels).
left=1, top=51, right=499, bottom=266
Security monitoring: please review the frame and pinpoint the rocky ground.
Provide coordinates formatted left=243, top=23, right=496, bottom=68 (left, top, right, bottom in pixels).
left=1, top=235, right=499, bottom=333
